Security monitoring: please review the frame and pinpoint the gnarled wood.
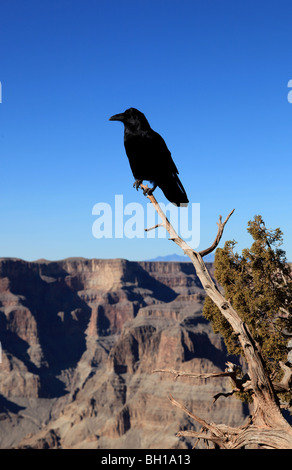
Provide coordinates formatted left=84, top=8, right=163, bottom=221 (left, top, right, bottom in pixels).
left=140, top=184, right=292, bottom=449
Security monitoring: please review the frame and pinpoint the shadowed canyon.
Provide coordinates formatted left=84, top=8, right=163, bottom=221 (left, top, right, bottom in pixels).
left=0, top=257, right=250, bottom=449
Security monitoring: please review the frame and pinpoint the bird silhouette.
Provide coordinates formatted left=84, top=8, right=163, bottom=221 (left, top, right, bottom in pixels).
left=109, top=107, right=189, bottom=206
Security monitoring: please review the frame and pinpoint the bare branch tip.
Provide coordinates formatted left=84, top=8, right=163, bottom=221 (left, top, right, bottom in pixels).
left=145, top=223, right=162, bottom=232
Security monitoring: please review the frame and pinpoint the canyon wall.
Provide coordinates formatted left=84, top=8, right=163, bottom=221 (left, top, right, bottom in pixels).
left=0, top=257, right=249, bottom=449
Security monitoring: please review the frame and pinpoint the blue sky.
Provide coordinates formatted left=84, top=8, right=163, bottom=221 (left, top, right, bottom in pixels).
left=1, top=0, right=292, bottom=262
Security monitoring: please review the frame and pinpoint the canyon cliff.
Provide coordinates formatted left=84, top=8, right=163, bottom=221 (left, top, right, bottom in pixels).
left=0, top=257, right=249, bottom=449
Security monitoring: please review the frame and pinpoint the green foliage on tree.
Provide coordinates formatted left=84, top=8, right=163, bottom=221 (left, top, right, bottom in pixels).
left=203, top=215, right=292, bottom=401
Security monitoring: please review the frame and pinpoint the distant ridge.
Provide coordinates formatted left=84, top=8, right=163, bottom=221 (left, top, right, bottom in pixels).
left=147, top=253, right=214, bottom=262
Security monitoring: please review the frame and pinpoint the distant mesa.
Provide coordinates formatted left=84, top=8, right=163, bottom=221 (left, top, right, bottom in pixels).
left=147, top=253, right=214, bottom=263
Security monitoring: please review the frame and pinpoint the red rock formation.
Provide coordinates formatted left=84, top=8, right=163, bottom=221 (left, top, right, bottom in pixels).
left=0, top=257, right=249, bottom=449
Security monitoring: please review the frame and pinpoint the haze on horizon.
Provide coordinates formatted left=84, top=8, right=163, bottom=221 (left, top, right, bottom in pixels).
left=1, top=0, right=292, bottom=262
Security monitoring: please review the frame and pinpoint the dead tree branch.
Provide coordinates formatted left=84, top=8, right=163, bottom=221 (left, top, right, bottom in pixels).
left=140, top=183, right=292, bottom=449
left=153, top=362, right=251, bottom=403
left=152, top=367, right=232, bottom=380
left=199, top=209, right=235, bottom=258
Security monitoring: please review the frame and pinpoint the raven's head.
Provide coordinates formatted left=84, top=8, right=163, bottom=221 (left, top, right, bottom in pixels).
left=109, top=108, right=150, bottom=131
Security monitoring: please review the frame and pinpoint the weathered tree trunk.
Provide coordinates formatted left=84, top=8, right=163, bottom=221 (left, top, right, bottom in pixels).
left=141, top=184, right=292, bottom=449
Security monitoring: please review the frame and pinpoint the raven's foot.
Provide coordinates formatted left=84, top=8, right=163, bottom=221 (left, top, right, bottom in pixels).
left=143, top=184, right=157, bottom=196
left=133, top=179, right=143, bottom=190
left=143, top=187, right=153, bottom=196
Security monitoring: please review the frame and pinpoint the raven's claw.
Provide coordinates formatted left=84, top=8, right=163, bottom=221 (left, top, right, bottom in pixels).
left=133, top=179, right=143, bottom=191
left=143, top=187, right=153, bottom=196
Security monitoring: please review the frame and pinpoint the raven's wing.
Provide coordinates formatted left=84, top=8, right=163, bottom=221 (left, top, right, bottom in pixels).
left=124, top=129, right=188, bottom=206
left=147, top=130, right=179, bottom=175
left=125, top=130, right=178, bottom=178
left=146, top=131, right=189, bottom=206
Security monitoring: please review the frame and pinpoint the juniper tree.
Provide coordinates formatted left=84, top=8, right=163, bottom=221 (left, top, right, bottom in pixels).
left=203, top=215, right=292, bottom=404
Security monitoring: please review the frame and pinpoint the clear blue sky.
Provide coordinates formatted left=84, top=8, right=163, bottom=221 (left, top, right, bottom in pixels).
left=1, top=0, right=292, bottom=262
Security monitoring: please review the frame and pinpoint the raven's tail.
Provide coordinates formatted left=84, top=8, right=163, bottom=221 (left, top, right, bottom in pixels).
left=158, top=174, right=189, bottom=207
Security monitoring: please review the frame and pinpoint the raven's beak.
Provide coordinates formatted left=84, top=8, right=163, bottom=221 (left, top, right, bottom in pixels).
left=109, top=112, right=125, bottom=122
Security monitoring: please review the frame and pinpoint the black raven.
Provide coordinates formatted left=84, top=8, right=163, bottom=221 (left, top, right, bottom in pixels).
left=109, top=107, right=189, bottom=206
